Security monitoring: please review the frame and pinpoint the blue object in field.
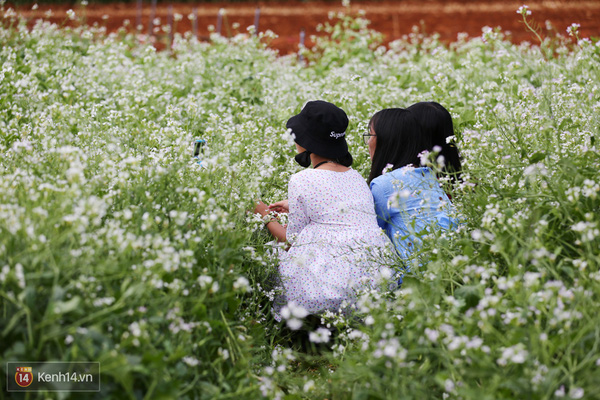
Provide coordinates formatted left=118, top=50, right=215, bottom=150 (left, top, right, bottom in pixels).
left=396, top=265, right=407, bottom=289
left=193, top=139, right=206, bottom=166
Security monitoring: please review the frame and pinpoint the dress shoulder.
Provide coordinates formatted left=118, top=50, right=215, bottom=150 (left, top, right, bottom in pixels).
left=289, top=169, right=314, bottom=184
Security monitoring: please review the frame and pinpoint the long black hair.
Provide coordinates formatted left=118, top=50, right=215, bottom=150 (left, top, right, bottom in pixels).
left=367, top=108, right=431, bottom=184
left=407, top=102, right=461, bottom=178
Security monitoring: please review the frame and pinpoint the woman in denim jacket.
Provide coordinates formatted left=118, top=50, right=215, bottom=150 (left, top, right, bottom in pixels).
left=365, top=103, right=461, bottom=283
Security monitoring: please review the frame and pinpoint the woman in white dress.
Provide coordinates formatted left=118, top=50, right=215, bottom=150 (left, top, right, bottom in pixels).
left=254, top=100, right=393, bottom=321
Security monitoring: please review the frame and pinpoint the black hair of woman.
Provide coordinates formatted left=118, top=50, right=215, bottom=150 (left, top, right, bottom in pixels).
left=367, top=108, right=431, bottom=184
left=407, top=102, right=462, bottom=179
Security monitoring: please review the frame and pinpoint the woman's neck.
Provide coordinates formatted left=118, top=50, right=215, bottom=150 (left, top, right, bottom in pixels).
left=311, top=154, right=349, bottom=172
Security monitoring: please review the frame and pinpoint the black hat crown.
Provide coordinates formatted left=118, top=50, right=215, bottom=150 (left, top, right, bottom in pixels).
left=286, top=100, right=349, bottom=159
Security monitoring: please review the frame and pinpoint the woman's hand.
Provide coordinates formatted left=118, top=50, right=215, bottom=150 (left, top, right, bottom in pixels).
left=268, top=199, right=289, bottom=213
left=254, top=200, right=270, bottom=217
left=253, top=200, right=287, bottom=243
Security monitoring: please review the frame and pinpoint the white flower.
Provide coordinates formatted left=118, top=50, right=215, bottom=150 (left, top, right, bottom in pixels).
left=424, top=328, right=439, bottom=342
left=444, top=379, right=455, bottom=393
left=286, top=318, right=303, bottom=330
left=0, top=265, right=9, bottom=283
left=233, top=276, right=252, bottom=292
left=382, top=163, right=394, bottom=175
left=129, top=322, right=142, bottom=337
left=379, top=266, right=393, bottom=280
left=466, top=336, right=483, bottom=349
left=569, top=388, right=584, bottom=399
left=15, top=264, right=25, bottom=289
left=280, top=302, right=309, bottom=320
left=516, top=5, right=532, bottom=16
left=419, top=150, right=430, bottom=166
left=523, top=162, right=548, bottom=177
left=567, top=23, right=580, bottom=37
left=436, top=155, right=446, bottom=168
left=309, top=328, right=331, bottom=343
left=197, top=275, right=213, bottom=288
left=218, top=348, right=229, bottom=360
left=497, top=344, right=528, bottom=365
left=471, top=229, right=483, bottom=240
left=183, top=356, right=199, bottom=366
left=303, top=379, right=315, bottom=392
left=364, top=315, right=375, bottom=325
left=11, top=140, right=33, bottom=152
left=388, top=189, right=411, bottom=209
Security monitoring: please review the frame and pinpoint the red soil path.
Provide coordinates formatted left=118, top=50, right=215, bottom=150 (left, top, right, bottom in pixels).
left=9, top=0, right=600, bottom=54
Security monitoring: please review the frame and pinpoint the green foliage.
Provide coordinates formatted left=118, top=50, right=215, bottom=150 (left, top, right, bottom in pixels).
left=1, top=3, right=600, bottom=400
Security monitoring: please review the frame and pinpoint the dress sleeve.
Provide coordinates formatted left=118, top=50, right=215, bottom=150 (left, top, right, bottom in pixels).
left=370, top=179, right=390, bottom=231
left=286, top=175, right=310, bottom=243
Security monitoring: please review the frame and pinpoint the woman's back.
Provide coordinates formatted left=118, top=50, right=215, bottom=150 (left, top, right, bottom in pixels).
left=287, top=168, right=381, bottom=236
left=370, top=166, right=457, bottom=261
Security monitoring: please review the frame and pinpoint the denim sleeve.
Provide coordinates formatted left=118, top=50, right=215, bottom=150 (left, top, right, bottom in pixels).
left=370, top=179, right=390, bottom=232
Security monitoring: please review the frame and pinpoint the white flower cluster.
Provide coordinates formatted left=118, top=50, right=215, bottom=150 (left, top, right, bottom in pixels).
left=516, top=5, right=532, bottom=16
left=280, top=301, right=309, bottom=330
left=497, top=343, right=529, bottom=366
left=309, top=327, right=331, bottom=344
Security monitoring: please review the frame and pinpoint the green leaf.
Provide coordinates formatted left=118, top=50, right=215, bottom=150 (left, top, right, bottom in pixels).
left=52, top=296, right=81, bottom=315
left=529, top=151, right=546, bottom=164
left=1, top=309, right=27, bottom=337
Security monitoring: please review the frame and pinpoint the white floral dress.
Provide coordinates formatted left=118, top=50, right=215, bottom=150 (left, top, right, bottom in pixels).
left=273, top=168, right=394, bottom=321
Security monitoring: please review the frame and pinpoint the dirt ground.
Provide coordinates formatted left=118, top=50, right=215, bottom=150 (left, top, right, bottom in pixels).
left=9, top=0, right=600, bottom=54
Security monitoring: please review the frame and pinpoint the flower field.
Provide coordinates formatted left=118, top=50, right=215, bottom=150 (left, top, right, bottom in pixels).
left=1, top=3, right=599, bottom=399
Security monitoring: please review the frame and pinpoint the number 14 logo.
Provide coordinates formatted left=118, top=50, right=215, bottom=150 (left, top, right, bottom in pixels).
left=15, top=366, right=33, bottom=388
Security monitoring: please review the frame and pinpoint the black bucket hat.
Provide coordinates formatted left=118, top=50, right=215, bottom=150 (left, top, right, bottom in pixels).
left=286, top=100, right=350, bottom=159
